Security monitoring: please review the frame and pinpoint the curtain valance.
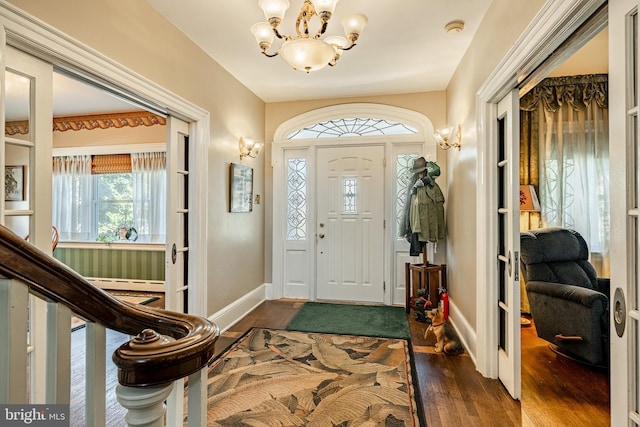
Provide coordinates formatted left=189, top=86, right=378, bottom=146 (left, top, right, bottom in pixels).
left=520, top=74, right=608, bottom=113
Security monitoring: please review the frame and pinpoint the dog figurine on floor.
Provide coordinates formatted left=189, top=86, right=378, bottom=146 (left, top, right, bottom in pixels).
left=424, top=307, right=464, bottom=355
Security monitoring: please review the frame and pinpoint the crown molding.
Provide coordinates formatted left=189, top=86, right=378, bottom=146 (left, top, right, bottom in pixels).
left=5, top=111, right=166, bottom=135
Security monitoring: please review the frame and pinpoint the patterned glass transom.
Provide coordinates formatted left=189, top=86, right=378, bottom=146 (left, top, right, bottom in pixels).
left=286, top=158, right=307, bottom=240
left=287, top=118, right=418, bottom=139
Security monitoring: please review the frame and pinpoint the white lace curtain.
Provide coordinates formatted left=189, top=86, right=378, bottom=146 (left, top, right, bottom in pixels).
left=521, top=74, right=610, bottom=276
left=52, top=152, right=166, bottom=243
left=52, top=155, right=93, bottom=241
left=131, top=152, right=166, bottom=242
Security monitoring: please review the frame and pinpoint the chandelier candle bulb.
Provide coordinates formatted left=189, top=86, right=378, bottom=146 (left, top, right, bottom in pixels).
left=258, top=0, right=290, bottom=23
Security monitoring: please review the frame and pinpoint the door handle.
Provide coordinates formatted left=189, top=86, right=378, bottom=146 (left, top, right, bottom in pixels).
left=319, top=233, right=325, bottom=239
left=613, top=287, right=626, bottom=337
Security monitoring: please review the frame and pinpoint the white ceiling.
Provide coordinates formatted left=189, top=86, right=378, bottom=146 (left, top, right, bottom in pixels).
left=146, top=0, right=493, bottom=103
left=5, top=71, right=141, bottom=121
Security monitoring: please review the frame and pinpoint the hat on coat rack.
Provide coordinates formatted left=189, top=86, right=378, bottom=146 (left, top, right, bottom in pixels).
left=412, top=157, right=428, bottom=173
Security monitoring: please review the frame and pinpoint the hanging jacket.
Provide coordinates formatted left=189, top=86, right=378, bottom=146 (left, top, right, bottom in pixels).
left=400, top=161, right=446, bottom=242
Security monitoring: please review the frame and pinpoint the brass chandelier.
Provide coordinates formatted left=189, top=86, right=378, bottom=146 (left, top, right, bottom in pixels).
left=251, top=0, right=368, bottom=73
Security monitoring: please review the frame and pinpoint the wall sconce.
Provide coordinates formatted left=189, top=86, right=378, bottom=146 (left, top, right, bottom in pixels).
left=519, top=185, right=541, bottom=211
left=434, top=124, right=462, bottom=150
left=239, top=137, right=263, bottom=160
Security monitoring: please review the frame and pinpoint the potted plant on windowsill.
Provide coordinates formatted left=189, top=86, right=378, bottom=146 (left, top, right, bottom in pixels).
left=96, top=231, right=118, bottom=246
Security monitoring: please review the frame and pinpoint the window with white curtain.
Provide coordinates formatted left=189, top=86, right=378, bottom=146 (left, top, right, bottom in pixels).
left=521, top=74, right=609, bottom=276
left=52, top=152, right=166, bottom=243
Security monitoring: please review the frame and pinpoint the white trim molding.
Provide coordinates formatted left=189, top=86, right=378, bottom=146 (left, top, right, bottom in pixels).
left=208, top=284, right=266, bottom=333
left=448, top=298, right=477, bottom=366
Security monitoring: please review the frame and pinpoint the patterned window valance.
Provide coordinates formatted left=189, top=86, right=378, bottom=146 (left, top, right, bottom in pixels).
left=520, top=74, right=608, bottom=113
left=5, top=111, right=166, bottom=136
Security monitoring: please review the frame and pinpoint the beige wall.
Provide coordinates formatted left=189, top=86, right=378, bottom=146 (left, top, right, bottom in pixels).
left=9, top=0, right=266, bottom=314
left=445, top=0, right=546, bottom=330
left=52, top=124, right=166, bottom=149
left=264, top=92, right=448, bottom=281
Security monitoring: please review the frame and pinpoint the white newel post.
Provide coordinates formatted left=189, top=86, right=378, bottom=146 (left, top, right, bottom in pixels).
left=116, top=382, right=175, bottom=427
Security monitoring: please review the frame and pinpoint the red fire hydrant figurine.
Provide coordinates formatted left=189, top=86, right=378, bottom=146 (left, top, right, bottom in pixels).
left=439, top=288, right=449, bottom=320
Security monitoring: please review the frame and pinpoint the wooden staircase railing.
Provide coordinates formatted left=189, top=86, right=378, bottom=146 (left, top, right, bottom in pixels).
left=0, top=224, right=219, bottom=425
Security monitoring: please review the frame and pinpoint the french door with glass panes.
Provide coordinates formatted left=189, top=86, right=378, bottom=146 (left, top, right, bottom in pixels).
left=496, top=89, right=521, bottom=400
left=610, top=1, right=640, bottom=425
left=1, top=46, right=54, bottom=404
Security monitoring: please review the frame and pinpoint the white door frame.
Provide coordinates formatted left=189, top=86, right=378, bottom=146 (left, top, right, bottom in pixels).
left=475, top=0, right=606, bottom=378
left=0, top=3, right=210, bottom=317
left=271, top=103, right=436, bottom=305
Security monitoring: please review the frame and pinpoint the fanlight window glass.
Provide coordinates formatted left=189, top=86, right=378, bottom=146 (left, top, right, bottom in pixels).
left=287, top=118, right=418, bottom=139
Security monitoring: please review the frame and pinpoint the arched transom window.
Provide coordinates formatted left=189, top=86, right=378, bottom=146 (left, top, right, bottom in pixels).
left=287, top=118, right=418, bottom=139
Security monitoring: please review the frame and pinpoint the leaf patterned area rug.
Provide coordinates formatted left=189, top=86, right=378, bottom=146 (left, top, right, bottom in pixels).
left=200, top=328, right=423, bottom=426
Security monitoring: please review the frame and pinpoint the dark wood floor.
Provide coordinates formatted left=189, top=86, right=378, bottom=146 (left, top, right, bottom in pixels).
left=69, top=297, right=610, bottom=427
left=521, top=317, right=609, bottom=427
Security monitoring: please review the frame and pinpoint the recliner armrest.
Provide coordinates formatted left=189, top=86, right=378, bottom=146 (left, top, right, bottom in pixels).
left=526, top=280, right=608, bottom=308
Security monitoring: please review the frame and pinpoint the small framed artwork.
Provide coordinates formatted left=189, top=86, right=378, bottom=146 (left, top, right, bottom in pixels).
left=230, top=163, right=253, bottom=213
left=4, top=165, right=26, bottom=201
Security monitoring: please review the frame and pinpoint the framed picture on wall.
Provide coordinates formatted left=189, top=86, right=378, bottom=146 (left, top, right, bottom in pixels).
left=4, top=165, right=25, bottom=201
left=230, top=163, right=253, bottom=213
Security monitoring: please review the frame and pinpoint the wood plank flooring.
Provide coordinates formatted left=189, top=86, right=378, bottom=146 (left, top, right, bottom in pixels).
left=521, top=317, right=609, bottom=427
left=69, top=298, right=610, bottom=426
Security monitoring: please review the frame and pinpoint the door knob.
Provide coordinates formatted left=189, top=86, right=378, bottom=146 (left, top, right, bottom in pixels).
left=319, top=233, right=325, bottom=239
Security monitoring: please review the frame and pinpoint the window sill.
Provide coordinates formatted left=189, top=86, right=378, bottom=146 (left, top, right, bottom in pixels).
left=57, top=241, right=165, bottom=251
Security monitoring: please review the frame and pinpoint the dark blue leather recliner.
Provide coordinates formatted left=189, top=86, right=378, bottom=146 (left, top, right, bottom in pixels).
left=520, top=227, right=609, bottom=366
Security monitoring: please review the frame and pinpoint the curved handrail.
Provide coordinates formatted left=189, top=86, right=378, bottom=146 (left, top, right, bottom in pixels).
left=0, top=225, right=218, bottom=387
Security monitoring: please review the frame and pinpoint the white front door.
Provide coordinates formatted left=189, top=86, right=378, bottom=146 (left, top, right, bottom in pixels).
left=609, top=1, right=639, bottom=424
left=316, top=145, right=385, bottom=303
left=496, top=90, right=521, bottom=399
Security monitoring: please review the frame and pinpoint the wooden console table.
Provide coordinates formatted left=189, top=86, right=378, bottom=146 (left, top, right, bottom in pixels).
left=405, top=262, right=447, bottom=313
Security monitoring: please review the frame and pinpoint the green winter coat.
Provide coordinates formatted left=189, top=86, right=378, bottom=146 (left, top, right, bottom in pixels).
left=409, top=182, right=446, bottom=243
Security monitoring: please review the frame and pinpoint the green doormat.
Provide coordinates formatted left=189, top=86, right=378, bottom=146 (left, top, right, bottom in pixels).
left=286, top=302, right=411, bottom=339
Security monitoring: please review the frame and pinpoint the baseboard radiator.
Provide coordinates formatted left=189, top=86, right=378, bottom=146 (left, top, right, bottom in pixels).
left=88, top=277, right=165, bottom=293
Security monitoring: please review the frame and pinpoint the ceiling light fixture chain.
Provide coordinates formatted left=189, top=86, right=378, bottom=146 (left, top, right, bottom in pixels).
left=251, top=0, right=367, bottom=73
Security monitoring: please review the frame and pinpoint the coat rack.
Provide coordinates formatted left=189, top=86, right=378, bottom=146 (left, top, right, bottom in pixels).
left=405, top=243, right=447, bottom=313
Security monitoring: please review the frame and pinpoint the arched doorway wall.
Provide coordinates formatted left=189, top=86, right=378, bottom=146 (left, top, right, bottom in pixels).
left=271, top=103, right=438, bottom=305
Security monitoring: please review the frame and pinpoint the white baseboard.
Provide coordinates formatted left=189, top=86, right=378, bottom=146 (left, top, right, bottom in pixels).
left=264, top=282, right=274, bottom=300
left=208, top=284, right=266, bottom=333
left=448, top=298, right=477, bottom=366
left=88, top=277, right=165, bottom=293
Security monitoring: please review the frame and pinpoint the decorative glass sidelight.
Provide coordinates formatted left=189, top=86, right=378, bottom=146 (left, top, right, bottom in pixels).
left=287, top=118, right=418, bottom=139
left=286, top=158, right=307, bottom=240
left=343, top=177, right=357, bottom=213
left=395, top=154, right=419, bottom=231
